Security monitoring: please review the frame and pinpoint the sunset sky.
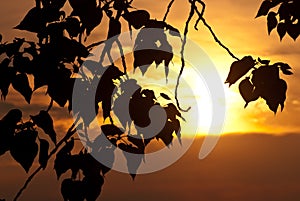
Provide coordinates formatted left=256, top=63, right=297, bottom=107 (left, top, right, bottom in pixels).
left=1, top=0, right=300, bottom=201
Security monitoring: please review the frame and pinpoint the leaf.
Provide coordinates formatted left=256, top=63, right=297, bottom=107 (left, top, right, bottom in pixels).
left=251, top=65, right=280, bottom=88
left=256, top=0, right=273, bottom=18
left=31, top=110, right=57, bottom=145
left=0, top=59, right=16, bottom=100
left=95, top=65, right=124, bottom=120
left=0, top=34, right=2, bottom=43
left=10, top=130, right=38, bottom=173
left=122, top=10, right=150, bottom=29
left=12, top=73, right=32, bottom=104
left=54, top=139, right=74, bottom=179
left=61, top=179, right=85, bottom=201
left=14, top=7, right=43, bottom=33
left=274, top=62, right=293, bottom=75
left=287, top=24, right=300, bottom=41
left=65, top=17, right=81, bottom=38
left=0, top=109, right=22, bottom=156
left=277, top=22, right=287, bottom=40
left=238, top=78, right=260, bottom=108
left=258, top=57, right=270, bottom=65
left=82, top=176, right=104, bottom=201
left=38, top=138, right=49, bottom=169
left=160, top=93, right=171, bottom=100
left=267, top=12, right=278, bottom=34
left=263, top=79, right=287, bottom=113
left=225, top=56, right=255, bottom=87
left=101, top=124, right=124, bottom=137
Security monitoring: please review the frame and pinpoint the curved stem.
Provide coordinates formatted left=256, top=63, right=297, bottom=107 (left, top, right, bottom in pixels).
left=163, top=0, right=175, bottom=22
left=13, top=117, right=80, bottom=201
left=174, top=0, right=196, bottom=112
left=195, top=0, right=239, bottom=61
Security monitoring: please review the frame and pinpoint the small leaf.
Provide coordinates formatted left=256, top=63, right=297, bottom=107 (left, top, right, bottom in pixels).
left=256, top=0, right=273, bottom=18
left=258, top=57, right=270, bottom=65
left=12, top=73, right=32, bottom=104
left=267, top=12, right=278, bottom=34
left=31, top=110, right=57, bottom=144
left=160, top=93, right=171, bottom=100
left=238, top=78, right=260, bottom=108
left=277, top=22, right=287, bottom=40
left=38, top=138, right=49, bottom=169
left=287, top=24, right=300, bottom=41
left=225, top=56, right=255, bottom=87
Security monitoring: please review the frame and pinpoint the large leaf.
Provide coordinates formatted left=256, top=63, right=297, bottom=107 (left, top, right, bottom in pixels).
left=31, top=110, right=57, bottom=144
left=256, top=0, right=273, bottom=18
left=122, top=10, right=150, bottom=29
left=12, top=73, right=32, bottom=104
left=10, top=130, right=38, bottom=173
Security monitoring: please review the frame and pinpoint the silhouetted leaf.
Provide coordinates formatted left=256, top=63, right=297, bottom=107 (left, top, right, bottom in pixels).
left=61, top=179, right=85, bottom=201
left=122, top=10, right=150, bottom=29
left=12, top=73, right=32, bottom=104
left=267, top=12, right=278, bottom=34
left=38, top=138, right=49, bottom=169
left=83, top=176, right=104, bottom=201
left=0, top=59, right=16, bottom=100
left=54, top=138, right=74, bottom=179
left=10, top=129, right=38, bottom=173
left=256, top=0, right=273, bottom=18
left=287, top=23, right=300, bottom=40
left=65, top=17, right=81, bottom=38
left=4, top=38, right=24, bottom=57
left=274, top=62, right=293, bottom=75
left=95, top=65, right=124, bottom=120
left=31, top=110, right=57, bottom=144
left=13, top=54, right=32, bottom=74
left=238, top=78, right=260, bottom=108
left=225, top=56, right=255, bottom=87
left=0, top=109, right=22, bottom=156
left=263, top=79, right=287, bottom=113
left=277, top=22, right=287, bottom=40
left=14, top=7, right=43, bottom=33
left=258, top=57, right=270, bottom=65
left=101, top=124, right=124, bottom=137
left=160, top=93, right=171, bottom=100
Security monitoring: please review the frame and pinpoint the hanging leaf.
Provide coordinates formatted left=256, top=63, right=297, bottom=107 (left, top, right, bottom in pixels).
left=38, top=138, right=49, bottom=169
left=95, top=65, right=124, bottom=120
left=82, top=176, right=104, bottom=201
left=14, top=7, right=43, bottom=33
left=258, top=57, right=270, bottom=65
left=61, top=179, right=85, bottom=201
left=10, top=129, right=38, bottom=173
left=256, top=0, right=273, bottom=18
left=122, top=10, right=150, bottom=29
left=0, top=59, right=16, bottom=100
left=238, top=78, right=260, bottom=108
left=267, top=12, right=278, bottom=34
left=0, top=109, right=22, bottom=156
left=54, top=139, right=74, bottom=179
left=31, top=110, right=57, bottom=145
left=12, top=73, right=32, bottom=104
left=287, top=23, right=300, bottom=41
left=65, top=17, right=81, bottom=38
left=225, top=56, right=255, bottom=87
left=277, top=22, right=287, bottom=40
left=160, top=93, right=171, bottom=100
left=274, top=62, right=293, bottom=75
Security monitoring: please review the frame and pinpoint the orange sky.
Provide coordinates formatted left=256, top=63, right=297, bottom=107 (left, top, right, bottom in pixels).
left=1, top=0, right=299, bottom=135
left=1, top=1, right=300, bottom=201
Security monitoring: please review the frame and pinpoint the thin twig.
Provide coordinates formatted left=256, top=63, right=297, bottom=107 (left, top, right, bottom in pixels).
left=116, top=39, right=127, bottom=74
left=13, top=117, right=80, bottom=201
left=87, top=40, right=104, bottom=50
left=195, top=0, right=239, bottom=61
left=163, top=0, right=175, bottom=22
left=174, top=0, right=196, bottom=112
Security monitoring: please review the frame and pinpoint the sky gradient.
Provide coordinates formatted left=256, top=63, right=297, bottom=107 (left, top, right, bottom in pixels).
left=1, top=0, right=300, bottom=200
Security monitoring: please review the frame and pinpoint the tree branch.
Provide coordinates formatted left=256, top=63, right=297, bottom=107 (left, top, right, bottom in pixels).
left=194, top=0, right=239, bottom=61
left=163, top=0, right=175, bottom=22
left=13, top=117, right=80, bottom=201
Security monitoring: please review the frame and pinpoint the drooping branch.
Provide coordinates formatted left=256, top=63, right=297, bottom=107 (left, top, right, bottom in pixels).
left=163, top=0, right=175, bottom=22
left=13, top=117, right=80, bottom=201
left=194, top=0, right=239, bottom=61
left=174, top=0, right=197, bottom=112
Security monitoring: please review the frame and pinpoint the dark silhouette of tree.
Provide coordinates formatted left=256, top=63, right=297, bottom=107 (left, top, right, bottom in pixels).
left=0, top=0, right=295, bottom=200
